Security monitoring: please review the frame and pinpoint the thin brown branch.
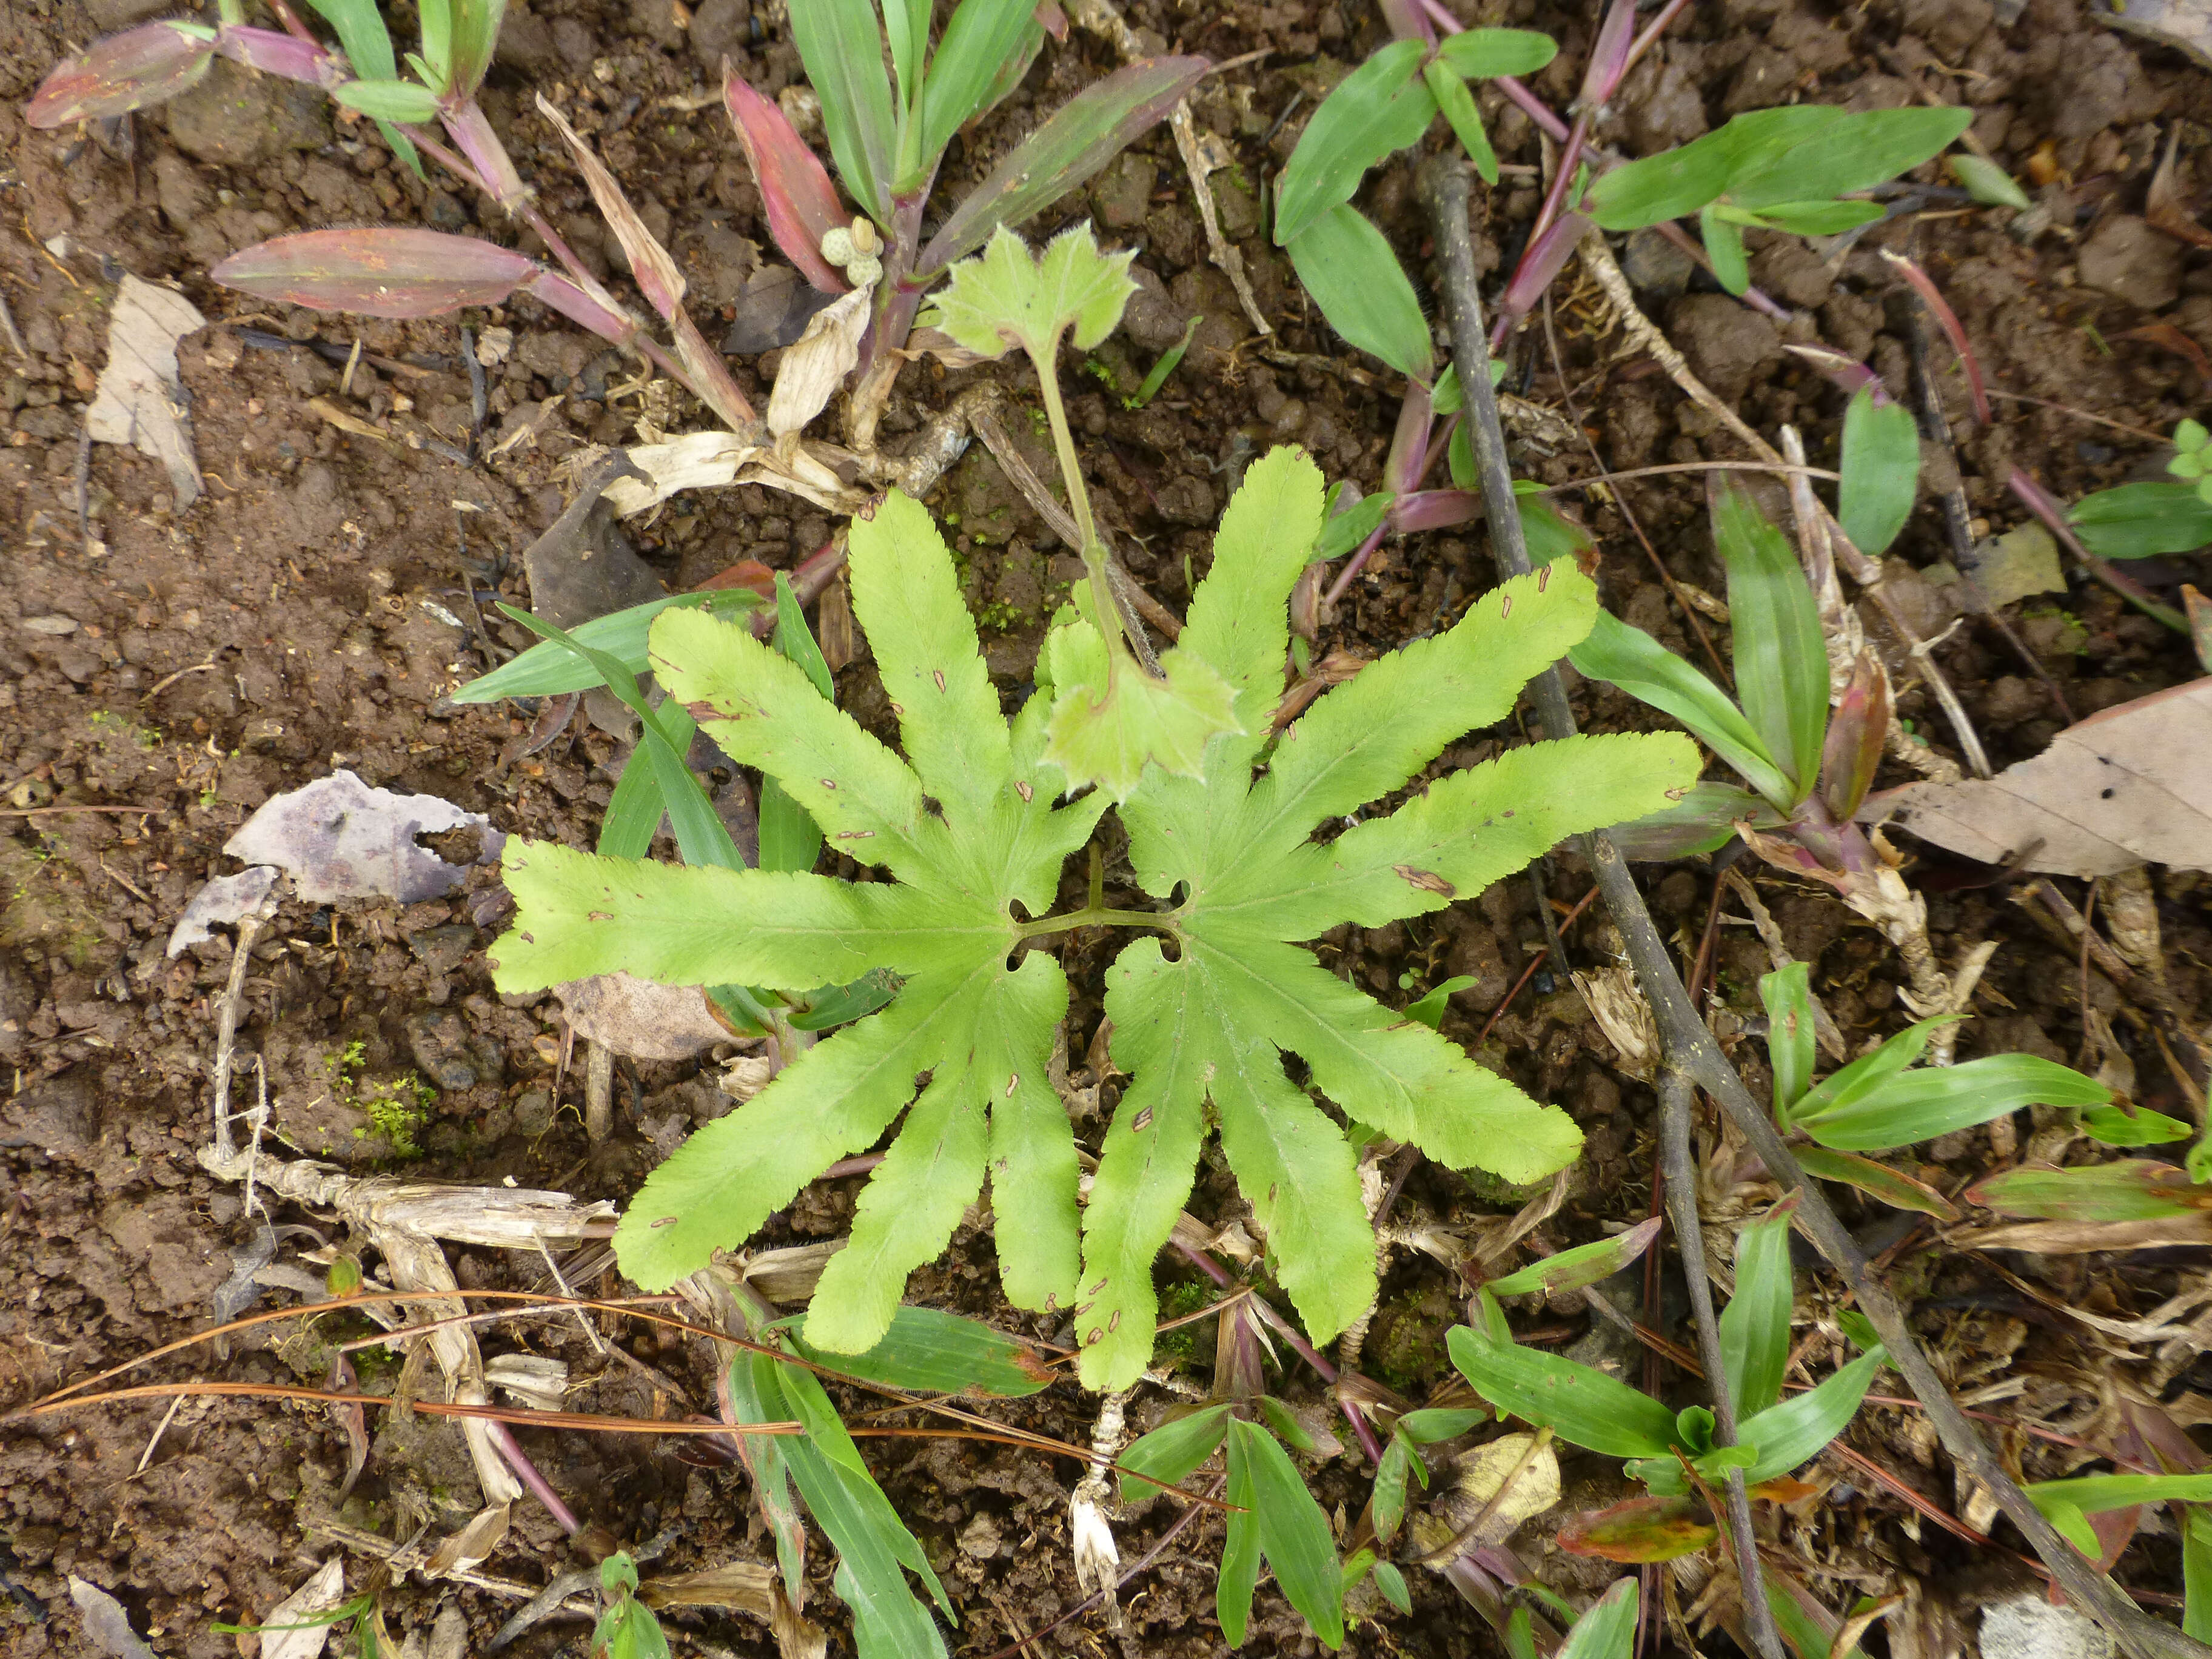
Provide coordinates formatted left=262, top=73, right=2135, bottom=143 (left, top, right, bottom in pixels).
left=1422, top=154, right=2211, bottom=1659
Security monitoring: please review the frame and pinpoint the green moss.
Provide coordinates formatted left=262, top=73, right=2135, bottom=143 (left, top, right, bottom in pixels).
left=329, top=1041, right=434, bottom=1159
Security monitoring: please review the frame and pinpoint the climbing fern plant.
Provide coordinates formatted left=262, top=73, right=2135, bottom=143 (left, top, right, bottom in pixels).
left=491, top=234, right=1698, bottom=1389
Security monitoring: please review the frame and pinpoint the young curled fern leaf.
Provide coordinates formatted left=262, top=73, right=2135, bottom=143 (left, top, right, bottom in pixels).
left=490, top=488, right=1107, bottom=1355
left=1071, top=450, right=1701, bottom=1390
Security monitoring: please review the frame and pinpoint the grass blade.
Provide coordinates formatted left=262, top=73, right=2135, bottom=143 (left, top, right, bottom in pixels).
left=1285, top=203, right=1435, bottom=383
left=1838, top=386, right=1920, bottom=555
left=1447, top=1327, right=1680, bottom=1458
left=786, top=0, right=896, bottom=223
left=1567, top=608, right=1794, bottom=809
left=1273, top=39, right=1434, bottom=247
left=1712, top=478, right=1826, bottom=803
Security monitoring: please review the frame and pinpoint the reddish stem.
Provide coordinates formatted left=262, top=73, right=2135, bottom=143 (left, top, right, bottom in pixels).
left=485, top=1418, right=584, bottom=1534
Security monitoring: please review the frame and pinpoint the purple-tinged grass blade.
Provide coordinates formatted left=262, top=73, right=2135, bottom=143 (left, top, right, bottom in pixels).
left=1818, top=648, right=1889, bottom=822
left=918, top=56, right=1210, bottom=273
left=28, top=21, right=216, bottom=127
left=1785, top=344, right=1883, bottom=402
left=1492, top=212, right=1589, bottom=341
left=1968, top=1161, right=2211, bottom=1222
left=212, top=227, right=538, bottom=317
left=1882, top=250, right=1989, bottom=425
left=213, top=23, right=342, bottom=84
left=1558, top=1496, right=1717, bottom=1563
left=523, top=269, right=644, bottom=348
left=440, top=100, right=531, bottom=213
left=1578, top=0, right=1637, bottom=111
left=537, top=94, right=688, bottom=320
left=724, top=65, right=850, bottom=295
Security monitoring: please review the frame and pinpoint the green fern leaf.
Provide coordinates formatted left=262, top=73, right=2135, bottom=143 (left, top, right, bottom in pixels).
left=1070, top=451, right=1700, bottom=1389
left=491, top=488, right=1106, bottom=1352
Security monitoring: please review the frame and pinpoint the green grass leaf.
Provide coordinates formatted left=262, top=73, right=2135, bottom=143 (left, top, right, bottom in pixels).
left=785, top=1305, right=1054, bottom=1397
left=1219, top=1421, right=1262, bottom=1646
left=1486, top=1216, right=1662, bottom=1299
left=1797, top=1053, right=2110, bottom=1151
left=1559, top=1577, right=1640, bottom=1659
left=1718, top=1196, right=1797, bottom=1419
left=786, top=0, right=896, bottom=223
left=2082, top=1104, right=2194, bottom=1147
left=919, top=0, right=1044, bottom=173
left=453, top=591, right=761, bottom=702
left=1699, top=204, right=1749, bottom=296
left=1424, top=56, right=1496, bottom=183
left=760, top=1364, right=954, bottom=1654
left=1968, top=1159, right=2212, bottom=1222
left=1714, top=480, right=1827, bottom=803
left=1447, top=1326, right=1683, bottom=1458
left=1792, top=1145, right=1960, bottom=1220
left=1273, top=39, right=1433, bottom=246
left=1433, top=27, right=1559, bottom=81
left=2068, top=480, right=2212, bottom=558
left=1838, top=387, right=1921, bottom=556
left=1230, top=1418, right=1347, bottom=1647
left=1285, top=205, right=1434, bottom=381
left=1567, top=609, right=1795, bottom=809
left=1760, top=961, right=1815, bottom=1118
left=1118, top=1403, right=1231, bottom=1504
left=1726, top=106, right=1972, bottom=210
left=1734, top=1342, right=1887, bottom=1486
left=1950, top=153, right=2031, bottom=209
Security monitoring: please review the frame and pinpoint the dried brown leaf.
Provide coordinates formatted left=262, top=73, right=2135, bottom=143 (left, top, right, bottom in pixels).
left=1872, top=680, right=2212, bottom=876
left=87, top=275, right=205, bottom=510
left=555, top=970, right=737, bottom=1061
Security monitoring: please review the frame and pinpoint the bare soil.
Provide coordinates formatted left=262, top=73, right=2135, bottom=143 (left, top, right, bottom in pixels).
left=1, top=0, right=2210, bottom=1654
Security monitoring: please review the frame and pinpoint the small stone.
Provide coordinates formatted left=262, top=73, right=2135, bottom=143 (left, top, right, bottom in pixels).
left=1617, top=227, right=1696, bottom=299
left=406, top=922, right=478, bottom=975
left=1982, top=1594, right=2115, bottom=1659
left=956, top=1512, right=1004, bottom=1560
left=2077, top=214, right=2183, bottom=312
left=1091, top=152, right=1158, bottom=231
left=22, top=614, right=78, bottom=635
left=406, top=1007, right=483, bottom=1091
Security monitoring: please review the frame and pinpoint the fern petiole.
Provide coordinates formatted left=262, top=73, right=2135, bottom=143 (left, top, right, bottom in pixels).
left=1027, top=340, right=1134, bottom=690
left=1011, top=905, right=1175, bottom=941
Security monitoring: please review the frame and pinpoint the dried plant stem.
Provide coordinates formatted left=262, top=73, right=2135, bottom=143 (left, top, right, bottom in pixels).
left=209, top=914, right=264, bottom=1163
left=1424, top=155, right=2210, bottom=1659
left=1577, top=231, right=1992, bottom=779
left=585, top=1039, right=613, bottom=1145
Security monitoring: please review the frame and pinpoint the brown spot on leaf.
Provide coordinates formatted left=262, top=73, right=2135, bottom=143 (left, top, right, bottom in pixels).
left=1014, top=780, right=1033, bottom=803
left=836, top=830, right=877, bottom=840
left=587, top=910, right=613, bottom=921
left=1538, top=564, right=1552, bottom=591
left=1108, top=1310, right=1122, bottom=1332
left=651, top=1216, right=679, bottom=1228
left=1501, top=594, right=1513, bottom=618
left=1393, top=863, right=1456, bottom=897
left=1004, top=1072, right=1019, bottom=1097
left=819, top=779, right=837, bottom=790
left=933, top=669, right=946, bottom=692
left=1131, top=1106, right=1154, bottom=1132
